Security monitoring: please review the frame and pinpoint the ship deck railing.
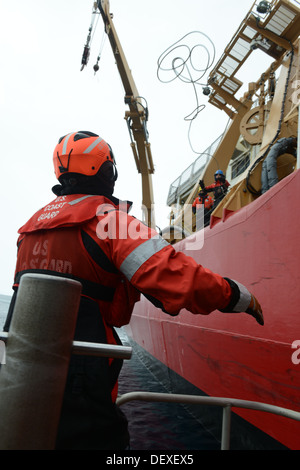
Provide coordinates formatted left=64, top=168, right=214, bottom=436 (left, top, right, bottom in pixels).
left=1, top=332, right=299, bottom=450
left=116, top=390, right=300, bottom=450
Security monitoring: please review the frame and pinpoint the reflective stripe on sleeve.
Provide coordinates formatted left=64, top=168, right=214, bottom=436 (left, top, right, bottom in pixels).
left=120, top=236, right=169, bottom=281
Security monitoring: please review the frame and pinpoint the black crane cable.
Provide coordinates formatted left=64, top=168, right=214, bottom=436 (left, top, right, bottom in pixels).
left=245, top=29, right=295, bottom=196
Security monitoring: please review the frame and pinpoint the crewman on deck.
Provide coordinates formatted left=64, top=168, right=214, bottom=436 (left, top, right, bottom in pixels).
left=201, top=170, right=230, bottom=208
left=192, top=190, right=214, bottom=213
left=4, top=131, right=264, bottom=450
left=261, top=137, right=297, bottom=194
left=192, top=190, right=214, bottom=226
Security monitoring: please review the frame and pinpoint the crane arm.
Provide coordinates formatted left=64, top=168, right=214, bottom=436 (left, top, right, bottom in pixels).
left=97, top=0, right=155, bottom=228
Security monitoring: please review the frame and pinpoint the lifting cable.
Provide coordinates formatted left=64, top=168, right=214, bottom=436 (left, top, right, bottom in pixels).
left=93, top=31, right=107, bottom=74
left=80, top=3, right=99, bottom=71
left=157, top=31, right=216, bottom=157
left=80, top=2, right=106, bottom=73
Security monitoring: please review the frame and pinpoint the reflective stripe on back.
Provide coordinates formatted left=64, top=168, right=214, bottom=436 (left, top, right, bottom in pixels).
left=68, top=195, right=95, bottom=206
left=120, top=236, right=169, bottom=281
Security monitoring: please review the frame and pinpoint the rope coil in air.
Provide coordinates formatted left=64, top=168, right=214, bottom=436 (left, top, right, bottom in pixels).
left=157, top=31, right=216, bottom=157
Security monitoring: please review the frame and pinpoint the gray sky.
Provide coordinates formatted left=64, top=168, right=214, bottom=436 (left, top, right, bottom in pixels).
left=0, top=0, right=265, bottom=295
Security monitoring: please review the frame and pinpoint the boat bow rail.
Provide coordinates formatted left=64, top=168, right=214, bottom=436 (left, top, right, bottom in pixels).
left=116, top=391, right=300, bottom=450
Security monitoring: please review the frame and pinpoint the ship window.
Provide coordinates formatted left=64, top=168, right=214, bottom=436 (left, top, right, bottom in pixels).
left=222, top=78, right=241, bottom=95
left=231, top=153, right=250, bottom=179
left=266, top=5, right=297, bottom=35
left=242, top=26, right=257, bottom=40
left=220, top=56, right=240, bottom=77
left=214, top=94, right=226, bottom=104
left=289, top=0, right=300, bottom=9
left=230, top=38, right=250, bottom=61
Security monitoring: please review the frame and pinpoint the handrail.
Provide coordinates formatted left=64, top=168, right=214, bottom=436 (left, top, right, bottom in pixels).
left=116, top=391, right=300, bottom=450
left=0, top=332, right=132, bottom=360
left=2, top=324, right=299, bottom=448
left=72, top=341, right=132, bottom=359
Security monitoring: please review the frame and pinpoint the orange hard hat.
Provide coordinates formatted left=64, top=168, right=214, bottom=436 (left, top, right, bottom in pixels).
left=53, top=131, right=117, bottom=180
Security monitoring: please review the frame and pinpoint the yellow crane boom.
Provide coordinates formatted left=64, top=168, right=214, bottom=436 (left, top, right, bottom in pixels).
left=97, top=0, right=155, bottom=228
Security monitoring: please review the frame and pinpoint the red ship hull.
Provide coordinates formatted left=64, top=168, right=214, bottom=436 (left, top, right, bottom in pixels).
left=125, top=170, right=300, bottom=449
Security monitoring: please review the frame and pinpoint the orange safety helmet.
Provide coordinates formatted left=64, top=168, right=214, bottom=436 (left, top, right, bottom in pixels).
left=53, top=131, right=117, bottom=181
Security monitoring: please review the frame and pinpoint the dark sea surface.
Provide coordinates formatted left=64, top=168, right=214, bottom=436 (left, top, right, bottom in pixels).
left=116, top=328, right=219, bottom=451
left=0, top=294, right=11, bottom=331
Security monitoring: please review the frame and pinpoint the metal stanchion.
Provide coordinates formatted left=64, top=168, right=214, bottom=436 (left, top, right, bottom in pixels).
left=0, top=273, right=82, bottom=450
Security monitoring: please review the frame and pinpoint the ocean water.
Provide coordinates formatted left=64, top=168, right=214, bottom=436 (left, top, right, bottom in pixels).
left=0, top=294, right=11, bottom=331
left=117, top=329, right=219, bottom=450
left=0, top=294, right=219, bottom=451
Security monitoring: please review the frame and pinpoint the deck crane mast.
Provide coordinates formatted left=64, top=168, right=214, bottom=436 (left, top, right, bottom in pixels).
left=96, top=0, right=155, bottom=228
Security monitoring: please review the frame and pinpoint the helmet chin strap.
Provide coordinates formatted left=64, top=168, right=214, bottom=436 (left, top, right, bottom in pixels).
left=57, top=149, right=73, bottom=174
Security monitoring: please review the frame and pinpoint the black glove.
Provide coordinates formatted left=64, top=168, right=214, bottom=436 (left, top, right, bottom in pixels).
left=199, top=180, right=205, bottom=190
left=221, top=278, right=264, bottom=326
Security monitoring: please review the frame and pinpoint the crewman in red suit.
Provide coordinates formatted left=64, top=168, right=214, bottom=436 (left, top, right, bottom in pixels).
left=192, top=190, right=214, bottom=226
left=202, top=170, right=230, bottom=208
left=192, top=191, right=214, bottom=212
left=4, top=131, right=263, bottom=450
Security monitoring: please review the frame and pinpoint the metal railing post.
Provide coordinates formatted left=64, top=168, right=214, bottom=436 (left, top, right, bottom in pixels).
left=0, top=273, right=82, bottom=450
left=221, top=405, right=232, bottom=450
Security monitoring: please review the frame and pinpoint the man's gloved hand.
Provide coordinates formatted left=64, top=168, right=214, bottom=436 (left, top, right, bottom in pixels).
left=199, top=179, right=205, bottom=190
left=221, top=278, right=264, bottom=326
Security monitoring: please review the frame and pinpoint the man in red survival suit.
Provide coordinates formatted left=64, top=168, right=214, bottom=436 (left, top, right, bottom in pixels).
left=201, top=170, right=230, bottom=209
left=192, top=190, right=214, bottom=227
left=4, top=131, right=263, bottom=450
